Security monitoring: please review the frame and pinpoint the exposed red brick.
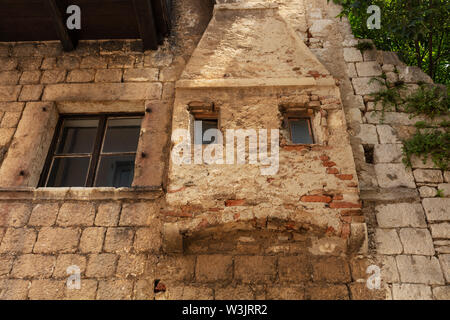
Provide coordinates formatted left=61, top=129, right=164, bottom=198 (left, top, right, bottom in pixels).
left=333, top=194, right=343, bottom=201
left=352, top=216, right=366, bottom=223
left=300, top=195, right=332, bottom=203
left=341, top=224, right=351, bottom=239
left=267, top=178, right=275, bottom=183
left=329, top=202, right=362, bottom=209
left=225, top=199, right=246, bottom=207
left=326, top=168, right=339, bottom=174
left=340, top=209, right=362, bottom=216
left=234, top=213, right=240, bottom=220
left=208, top=207, right=223, bottom=212
left=340, top=216, right=352, bottom=223
left=282, top=145, right=307, bottom=151
left=167, top=186, right=186, bottom=193
left=308, top=70, right=320, bottom=78
left=336, top=174, right=353, bottom=180
left=164, top=210, right=192, bottom=218
left=325, top=226, right=335, bottom=235
left=347, top=182, right=358, bottom=187
left=154, top=281, right=166, bottom=292
left=322, top=161, right=336, bottom=167
left=197, top=218, right=209, bottom=228
left=319, top=155, right=330, bottom=161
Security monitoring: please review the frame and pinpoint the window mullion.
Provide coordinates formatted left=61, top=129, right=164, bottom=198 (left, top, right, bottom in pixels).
left=86, top=116, right=107, bottom=187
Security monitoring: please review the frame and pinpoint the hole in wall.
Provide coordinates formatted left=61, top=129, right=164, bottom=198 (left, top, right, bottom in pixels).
left=363, top=145, right=374, bottom=164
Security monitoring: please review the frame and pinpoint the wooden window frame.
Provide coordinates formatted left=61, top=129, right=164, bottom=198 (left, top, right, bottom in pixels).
left=288, top=117, right=314, bottom=145
left=38, top=113, right=144, bottom=188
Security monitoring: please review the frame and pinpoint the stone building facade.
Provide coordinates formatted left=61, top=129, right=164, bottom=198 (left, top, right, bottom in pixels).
left=0, top=0, right=448, bottom=300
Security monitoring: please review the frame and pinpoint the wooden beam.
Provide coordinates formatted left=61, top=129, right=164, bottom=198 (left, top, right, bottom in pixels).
left=132, top=0, right=158, bottom=51
left=152, top=0, right=171, bottom=38
left=45, top=0, right=76, bottom=51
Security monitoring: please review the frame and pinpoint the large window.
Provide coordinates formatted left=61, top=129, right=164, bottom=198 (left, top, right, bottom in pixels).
left=39, top=114, right=143, bottom=188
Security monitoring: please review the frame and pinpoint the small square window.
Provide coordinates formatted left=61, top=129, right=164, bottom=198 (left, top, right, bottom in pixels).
left=289, top=118, right=314, bottom=144
left=194, top=119, right=219, bottom=145
left=40, top=114, right=143, bottom=188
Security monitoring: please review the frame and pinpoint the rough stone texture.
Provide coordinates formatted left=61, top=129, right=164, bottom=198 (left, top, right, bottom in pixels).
left=0, top=0, right=447, bottom=301
left=392, top=284, right=433, bottom=300
left=374, top=164, right=416, bottom=188
left=396, top=255, right=445, bottom=285
left=57, top=203, right=95, bottom=227
left=422, top=198, right=450, bottom=221
left=398, top=228, right=435, bottom=255
left=376, top=203, right=426, bottom=228
left=375, top=229, right=403, bottom=254
left=413, top=169, right=443, bottom=184
left=374, top=144, right=402, bottom=163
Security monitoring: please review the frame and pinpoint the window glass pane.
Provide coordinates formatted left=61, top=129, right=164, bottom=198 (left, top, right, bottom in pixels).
left=56, top=119, right=99, bottom=154
left=194, top=120, right=218, bottom=145
left=46, top=157, right=90, bottom=187
left=290, top=119, right=313, bottom=144
left=102, top=118, right=142, bottom=153
left=95, top=155, right=136, bottom=187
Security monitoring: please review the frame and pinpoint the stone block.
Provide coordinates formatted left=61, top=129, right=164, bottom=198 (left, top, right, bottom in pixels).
left=352, top=77, right=384, bottom=95
left=278, top=255, right=311, bottom=282
left=123, top=68, right=159, bottom=82
left=85, top=254, right=118, bottom=278
left=195, top=255, right=233, bottom=282
left=104, top=227, right=134, bottom=253
left=79, top=227, right=106, bottom=253
left=66, top=69, right=96, bottom=83
left=234, top=256, right=277, bottom=283
left=95, top=202, right=121, bottom=226
left=392, top=284, right=432, bottom=300
left=375, top=229, right=403, bottom=254
left=33, top=227, right=80, bottom=253
left=0, top=203, right=32, bottom=227
left=28, top=203, right=59, bottom=226
left=376, top=203, right=426, bottom=228
left=43, top=83, right=162, bottom=101
left=422, top=198, right=450, bottom=221
left=377, top=125, right=399, bottom=144
left=374, top=163, right=416, bottom=188
left=399, top=228, right=435, bottom=255
left=343, top=48, right=363, bottom=62
left=28, top=280, right=65, bottom=300
left=94, top=69, right=123, bottom=83
left=57, top=202, right=95, bottom=226
left=11, top=254, right=55, bottom=278
left=396, top=255, right=445, bottom=285
left=355, top=61, right=382, bottom=77
left=374, top=144, right=403, bottom=163
left=0, top=228, right=36, bottom=253
left=413, top=169, right=443, bottom=183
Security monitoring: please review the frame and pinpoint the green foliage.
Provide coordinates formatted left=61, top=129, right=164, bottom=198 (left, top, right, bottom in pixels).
left=355, top=41, right=374, bottom=52
left=404, top=85, right=450, bottom=118
left=436, top=189, right=444, bottom=197
left=330, top=0, right=450, bottom=84
left=402, top=129, right=450, bottom=170
left=369, top=76, right=405, bottom=120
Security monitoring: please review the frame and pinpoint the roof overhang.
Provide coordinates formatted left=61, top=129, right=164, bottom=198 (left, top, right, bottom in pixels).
left=0, top=0, right=171, bottom=51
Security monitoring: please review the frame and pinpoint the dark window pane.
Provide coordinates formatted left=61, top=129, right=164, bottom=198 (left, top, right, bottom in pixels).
left=194, top=120, right=218, bottom=145
left=56, top=119, right=99, bottom=154
left=290, top=119, right=313, bottom=144
left=95, top=155, right=136, bottom=187
left=46, top=157, right=90, bottom=187
left=102, top=118, right=142, bottom=153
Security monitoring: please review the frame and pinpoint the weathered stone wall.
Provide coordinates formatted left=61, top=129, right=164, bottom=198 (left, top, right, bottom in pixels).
left=0, top=189, right=384, bottom=300
left=0, top=0, right=447, bottom=300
